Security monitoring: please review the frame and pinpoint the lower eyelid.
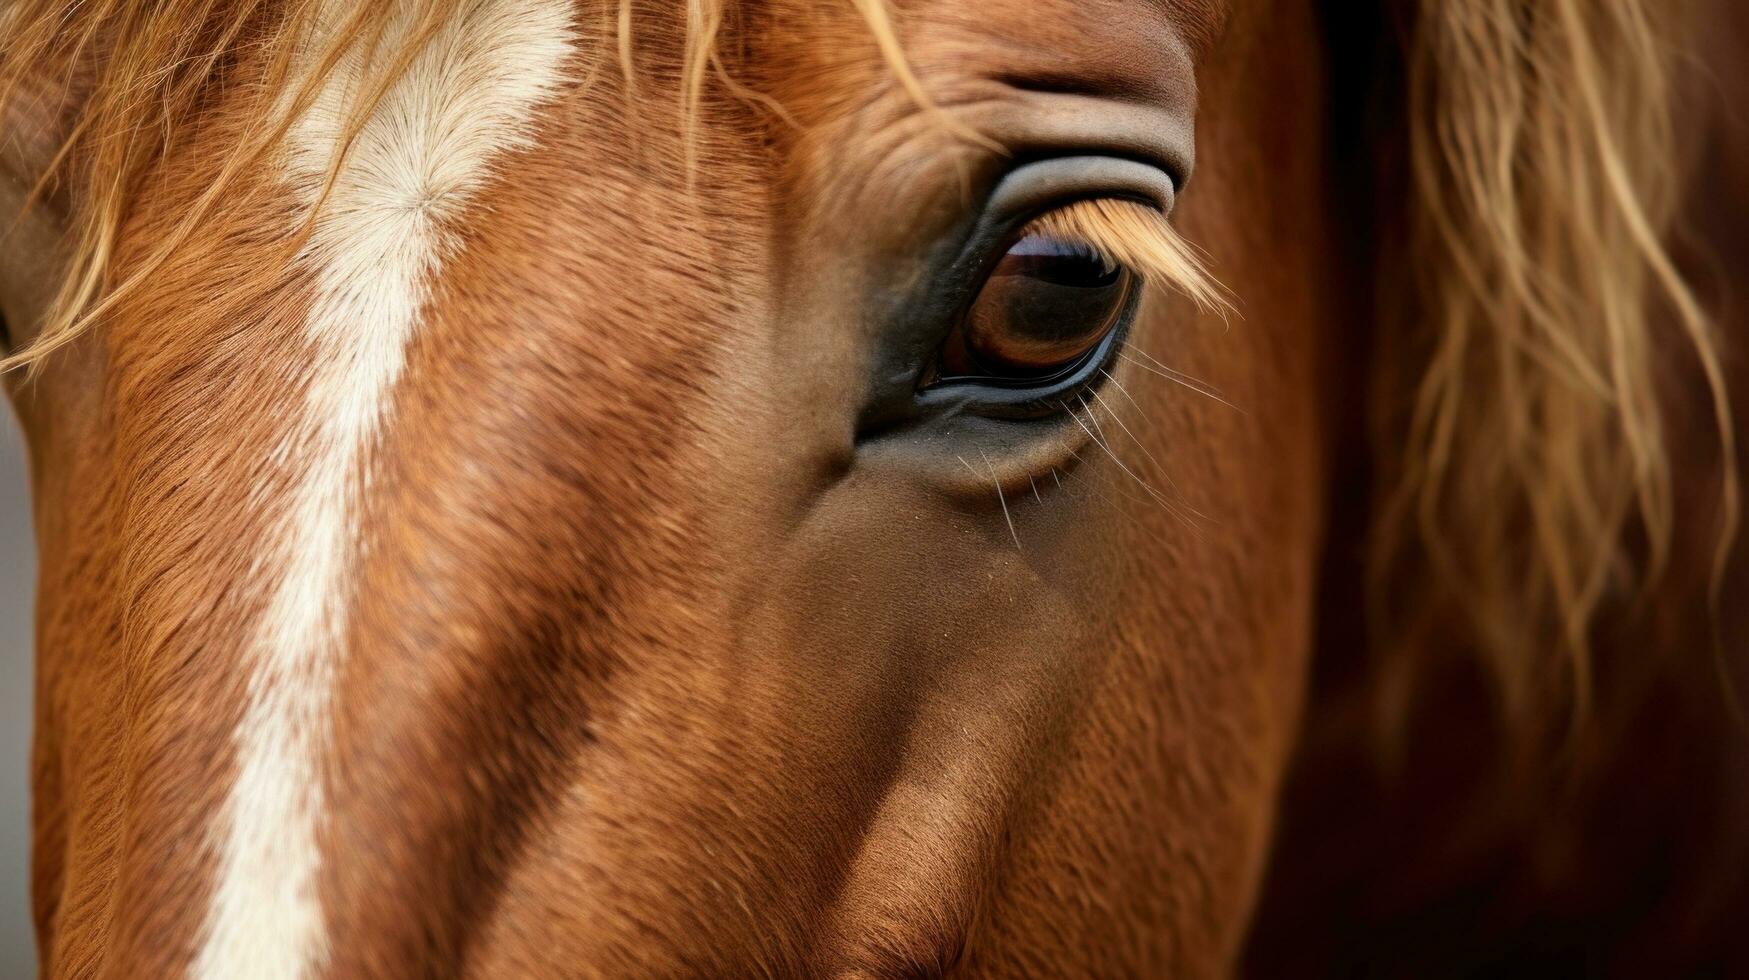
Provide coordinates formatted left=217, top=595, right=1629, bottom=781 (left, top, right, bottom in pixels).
left=920, top=307, right=1135, bottom=422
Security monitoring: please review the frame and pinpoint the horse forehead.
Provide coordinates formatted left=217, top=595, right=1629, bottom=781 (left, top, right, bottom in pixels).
left=507, top=0, right=1224, bottom=236
left=739, top=0, right=1225, bottom=80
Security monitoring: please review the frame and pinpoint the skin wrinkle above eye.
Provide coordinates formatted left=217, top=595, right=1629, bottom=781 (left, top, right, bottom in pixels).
left=945, top=88, right=1197, bottom=186
left=808, top=83, right=1193, bottom=271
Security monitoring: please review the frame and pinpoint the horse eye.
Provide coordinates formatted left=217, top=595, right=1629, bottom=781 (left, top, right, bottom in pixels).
left=933, top=227, right=1135, bottom=387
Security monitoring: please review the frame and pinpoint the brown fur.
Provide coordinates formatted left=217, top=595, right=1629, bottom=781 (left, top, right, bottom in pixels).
left=0, top=0, right=1743, bottom=976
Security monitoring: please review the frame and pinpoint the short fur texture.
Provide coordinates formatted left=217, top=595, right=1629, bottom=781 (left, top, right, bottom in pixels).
left=194, top=2, right=574, bottom=976
left=0, top=0, right=1743, bottom=976
left=3, top=0, right=1728, bottom=734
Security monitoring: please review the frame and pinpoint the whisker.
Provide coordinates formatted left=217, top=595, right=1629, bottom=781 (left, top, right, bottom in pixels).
left=979, top=449, right=1022, bottom=551
left=1069, top=398, right=1200, bottom=528
left=1124, top=344, right=1216, bottom=387
left=1095, top=368, right=1176, bottom=483
left=1119, top=347, right=1232, bottom=401
left=1117, top=350, right=1247, bottom=415
left=1088, top=384, right=1207, bottom=520
left=1098, top=367, right=1143, bottom=413
left=1066, top=444, right=1211, bottom=542
left=1062, top=443, right=1169, bottom=517
left=1081, top=391, right=1111, bottom=445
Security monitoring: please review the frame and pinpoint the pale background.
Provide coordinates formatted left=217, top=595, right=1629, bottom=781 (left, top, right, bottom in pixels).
left=2, top=416, right=35, bottom=976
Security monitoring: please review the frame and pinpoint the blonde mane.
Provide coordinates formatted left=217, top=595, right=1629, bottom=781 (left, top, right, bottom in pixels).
left=0, top=0, right=1735, bottom=740
left=1378, top=0, right=1739, bottom=735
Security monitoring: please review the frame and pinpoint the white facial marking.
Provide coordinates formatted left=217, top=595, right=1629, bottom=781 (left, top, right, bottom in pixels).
left=193, top=3, right=573, bottom=977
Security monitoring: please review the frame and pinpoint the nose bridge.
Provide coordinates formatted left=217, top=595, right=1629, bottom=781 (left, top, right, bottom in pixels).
left=814, top=629, right=1090, bottom=974
left=314, top=319, right=723, bottom=973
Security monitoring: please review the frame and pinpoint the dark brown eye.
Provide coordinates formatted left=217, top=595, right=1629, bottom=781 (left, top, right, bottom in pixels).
left=935, top=228, right=1135, bottom=386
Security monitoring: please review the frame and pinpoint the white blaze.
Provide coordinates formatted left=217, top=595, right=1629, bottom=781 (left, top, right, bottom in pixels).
left=194, top=4, right=572, bottom=977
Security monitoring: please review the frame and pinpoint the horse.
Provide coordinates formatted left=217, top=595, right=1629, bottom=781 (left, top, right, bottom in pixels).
left=1, top=0, right=1743, bottom=975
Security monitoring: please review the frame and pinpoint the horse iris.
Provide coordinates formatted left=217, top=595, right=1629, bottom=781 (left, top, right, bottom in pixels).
left=938, top=231, right=1133, bottom=385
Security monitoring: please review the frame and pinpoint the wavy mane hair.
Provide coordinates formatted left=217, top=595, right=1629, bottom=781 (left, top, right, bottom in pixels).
left=1378, top=0, right=1738, bottom=741
left=0, top=0, right=1736, bottom=745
